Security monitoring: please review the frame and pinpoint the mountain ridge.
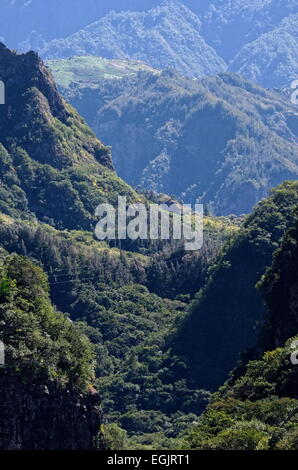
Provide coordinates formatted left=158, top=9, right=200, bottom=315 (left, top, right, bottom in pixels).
left=51, top=61, right=298, bottom=215
left=1, top=1, right=298, bottom=88
left=36, top=1, right=227, bottom=79
left=0, top=44, right=140, bottom=230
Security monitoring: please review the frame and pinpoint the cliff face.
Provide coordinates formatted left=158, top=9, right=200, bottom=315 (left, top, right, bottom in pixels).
left=0, top=377, right=105, bottom=450
left=0, top=42, right=67, bottom=122
left=0, top=44, right=138, bottom=231
left=0, top=42, right=113, bottom=170
left=0, top=254, right=106, bottom=450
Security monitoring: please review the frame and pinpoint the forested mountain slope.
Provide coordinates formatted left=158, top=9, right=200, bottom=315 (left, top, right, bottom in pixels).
left=0, top=0, right=161, bottom=50
left=2, top=1, right=298, bottom=88
left=0, top=207, right=238, bottom=448
left=51, top=64, right=298, bottom=215
left=180, top=212, right=298, bottom=450
left=200, top=0, right=298, bottom=62
left=172, top=181, right=298, bottom=391
left=1, top=34, right=298, bottom=449
left=39, top=2, right=226, bottom=79
left=0, top=253, right=105, bottom=450
left=0, top=43, right=138, bottom=230
left=0, top=44, right=140, bottom=447
left=229, top=13, right=298, bottom=88
left=0, top=1, right=216, bottom=51
left=0, top=43, right=243, bottom=448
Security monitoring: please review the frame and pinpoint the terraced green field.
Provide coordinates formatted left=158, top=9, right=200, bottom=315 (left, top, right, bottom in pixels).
left=47, top=55, right=158, bottom=88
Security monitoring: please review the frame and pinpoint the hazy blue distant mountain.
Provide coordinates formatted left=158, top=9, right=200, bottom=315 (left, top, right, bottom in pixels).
left=229, top=14, right=298, bottom=88
left=0, top=0, right=159, bottom=49
left=200, top=0, right=298, bottom=87
left=0, top=0, right=210, bottom=50
left=200, top=0, right=298, bottom=61
left=39, top=1, right=226, bottom=79
left=1, top=0, right=298, bottom=88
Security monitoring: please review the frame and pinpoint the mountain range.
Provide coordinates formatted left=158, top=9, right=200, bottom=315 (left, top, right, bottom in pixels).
left=0, top=1, right=211, bottom=50
left=229, top=12, right=298, bottom=88
left=50, top=61, right=298, bottom=215
left=38, top=1, right=226, bottom=80
left=3, top=0, right=296, bottom=88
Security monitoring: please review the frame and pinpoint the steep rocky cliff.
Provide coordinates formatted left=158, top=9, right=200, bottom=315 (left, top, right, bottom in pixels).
left=0, top=44, right=138, bottom=230
left=0, top=254, right=105, bottom=450
left=0, top=377, right=104, bottom=450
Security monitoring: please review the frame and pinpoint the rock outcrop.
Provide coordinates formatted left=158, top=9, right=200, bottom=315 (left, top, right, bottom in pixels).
left=0, top=377, right=105, bottom=450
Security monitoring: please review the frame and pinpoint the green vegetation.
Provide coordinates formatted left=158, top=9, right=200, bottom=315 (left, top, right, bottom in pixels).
left=36, top=0, right=298, bottom=89
left=3, top=1, right=297, bottom=89
left=2, top=42, right=298, bottom=451
left=1, top=180, right=297, bottom=449
left=0, top=44, right=139, bottom=231
left=0, top=50, right=238, bottom=439
left=177, top=204, right=298, bottom=450
left=48, top=56, right=158, bottom=88
left=0, top=253, right=94, bottom=389
left=229, top=12, right=298, bottom=88
left=172, top=181, right=298, bottom=390
left=180, top=340, right=298, bottom=449
left=0, top=252, right=105, bottom=450
left=51, top=64, right=298, bottom=215
left=40, top=2, right=226, bottom=78
left=259, top=213, right=298, bottom=349
left=0, top=213, right=217, bottom=445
